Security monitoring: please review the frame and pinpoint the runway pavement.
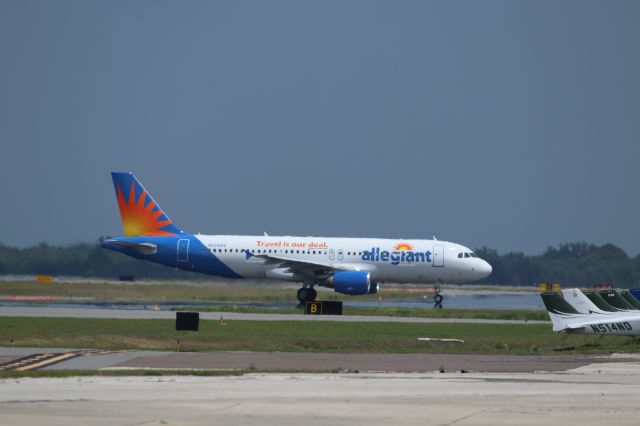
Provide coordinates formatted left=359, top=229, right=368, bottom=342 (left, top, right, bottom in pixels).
left=0, top=306, right=549, bottom=324
left=2, top=366, right=640, bottom=426
left=0, top=346, right=633, bottom=373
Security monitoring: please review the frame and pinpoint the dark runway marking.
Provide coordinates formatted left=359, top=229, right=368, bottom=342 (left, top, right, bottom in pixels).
left=0, top=349, right=128, bottom=371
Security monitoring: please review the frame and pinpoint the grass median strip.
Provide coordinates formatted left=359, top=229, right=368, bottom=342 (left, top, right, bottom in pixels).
left=0, top=366, right=354, bottom=378
left=1, top=316, right=638, bottom=355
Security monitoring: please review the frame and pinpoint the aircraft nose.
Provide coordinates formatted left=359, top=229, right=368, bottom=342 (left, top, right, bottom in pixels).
left=479, top=260, right=492, bottom=278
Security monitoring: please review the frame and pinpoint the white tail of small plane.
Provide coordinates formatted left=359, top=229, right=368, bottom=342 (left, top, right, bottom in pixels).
left=561, top=289, right=607, bottom=314
left=541, top=290, right=640, bottom=336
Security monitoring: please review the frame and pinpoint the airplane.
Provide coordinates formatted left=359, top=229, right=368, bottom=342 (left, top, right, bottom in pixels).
left=541, top=290, right=640, bottom=336
left=101, top=172, right=493, bottom=304
left=562, top=288, right=640, bottom=314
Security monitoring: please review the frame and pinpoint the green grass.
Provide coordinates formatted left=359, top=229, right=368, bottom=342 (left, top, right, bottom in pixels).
left=0, top=316, right=637, bottom=355
left=0, top=280, right=302, bottom=302
left=0, top=369, right=246, bottom=379
left=0, top=367, right=347, bottom=379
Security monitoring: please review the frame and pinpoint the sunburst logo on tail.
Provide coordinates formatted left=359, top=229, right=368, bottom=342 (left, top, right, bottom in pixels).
left=394, top=243, right=413, bottom=251
left=116, top=183, right=177, bottom=236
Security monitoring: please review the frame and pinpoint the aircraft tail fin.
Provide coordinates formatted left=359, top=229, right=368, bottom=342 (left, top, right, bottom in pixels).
left=599, top=290, right=635, bottom=311
left=621, top=291, right=640, bottom=309
left=629, top=289, right=640, bottom=303
left=111, top=172, right=183, bottom=237
left=561, top=289, right=606, bottom=314
left=541, top=292, right=582, bottom=332
left=583, top=291, right=616, bottom=312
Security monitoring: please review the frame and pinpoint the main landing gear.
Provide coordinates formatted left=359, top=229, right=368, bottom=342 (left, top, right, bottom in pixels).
left=297, top=286, right=317, bottom=304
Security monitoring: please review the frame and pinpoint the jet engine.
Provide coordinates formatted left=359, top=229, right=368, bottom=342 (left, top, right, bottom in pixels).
left=328, top=271, right=378, bottom=296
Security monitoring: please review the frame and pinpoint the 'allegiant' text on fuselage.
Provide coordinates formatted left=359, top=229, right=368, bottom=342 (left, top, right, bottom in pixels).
left=362, top=247, right=432, bottom=265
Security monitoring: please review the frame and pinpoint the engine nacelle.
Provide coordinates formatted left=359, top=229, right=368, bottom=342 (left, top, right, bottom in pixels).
left=329, top=271, right=378, bottom=296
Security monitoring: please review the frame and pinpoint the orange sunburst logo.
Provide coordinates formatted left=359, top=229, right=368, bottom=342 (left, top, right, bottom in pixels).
left=116, top=183, right=177, bottom=236
left=394, top=243, right=413, bottom=251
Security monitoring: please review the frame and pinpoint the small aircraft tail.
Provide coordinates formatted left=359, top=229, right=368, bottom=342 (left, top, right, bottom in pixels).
left=621, top=291, right=640, bottom=309
left=540, top=292, right=583, bottom=332
left=599, top=289, right=636, bottom=311
left=561, top=289, right=607, bottom=314
left=583, top=291, right=617, bottom=312
left=110, top=172, right=183, bottom=237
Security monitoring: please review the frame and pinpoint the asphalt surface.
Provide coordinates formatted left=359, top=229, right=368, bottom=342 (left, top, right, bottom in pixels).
left=2, top=367, right=640, bottom=426
left=0, top=306, right=549, bottom=324
left=3, top=303, right=638, bottom=425
left=0, top=347, right=631, bottom=373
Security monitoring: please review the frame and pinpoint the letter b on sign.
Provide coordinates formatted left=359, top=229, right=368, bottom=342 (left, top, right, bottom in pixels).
left=305, top=302, right=321, bottom=315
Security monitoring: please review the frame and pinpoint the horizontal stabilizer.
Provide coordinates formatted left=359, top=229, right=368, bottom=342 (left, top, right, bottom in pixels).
left=102, top=239, right=158, bottom=255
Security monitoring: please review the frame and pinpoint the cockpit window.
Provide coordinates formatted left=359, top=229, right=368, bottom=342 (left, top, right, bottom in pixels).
left=464, top=253, right=470, bottom=258
left=470, top=252, right=478, bottom=258
left=458, top=253, right=463, bottom=258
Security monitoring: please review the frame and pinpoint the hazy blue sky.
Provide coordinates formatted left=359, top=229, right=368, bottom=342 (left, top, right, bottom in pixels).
left=1, top=1, right=638, bottom=255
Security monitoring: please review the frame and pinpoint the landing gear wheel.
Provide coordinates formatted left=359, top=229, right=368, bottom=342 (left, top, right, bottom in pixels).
left=433, top=293, right=443, bottom=309
left=297, top=287, right=317, bottom=304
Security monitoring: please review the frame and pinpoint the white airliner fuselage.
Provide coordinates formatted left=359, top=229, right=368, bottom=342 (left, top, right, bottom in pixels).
left=193, top=235, right=491, bottom=284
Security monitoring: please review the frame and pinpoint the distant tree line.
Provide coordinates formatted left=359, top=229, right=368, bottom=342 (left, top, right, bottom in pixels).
left=475, top=242, right=640, bottom=288
left=1, top=241, right=640, bottom=287
left=0, top=243, right=203, bottom=280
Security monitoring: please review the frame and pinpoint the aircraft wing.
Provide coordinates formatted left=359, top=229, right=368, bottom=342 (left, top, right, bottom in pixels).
left=244, top=251, right=360, bottom=273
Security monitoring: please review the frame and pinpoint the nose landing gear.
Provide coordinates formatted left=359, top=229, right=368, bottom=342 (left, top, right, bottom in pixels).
left=433, top=284, right=443, bottom=309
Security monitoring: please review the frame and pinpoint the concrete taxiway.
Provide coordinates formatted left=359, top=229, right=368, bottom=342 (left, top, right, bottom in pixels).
left=2, top=366, right=640, bottom=426
left=0, top=347, right=620, bottom=373
left=0, top=306, right=548, bottom=324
